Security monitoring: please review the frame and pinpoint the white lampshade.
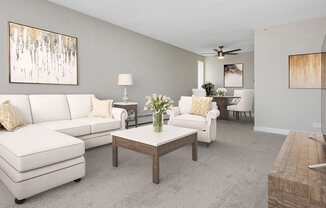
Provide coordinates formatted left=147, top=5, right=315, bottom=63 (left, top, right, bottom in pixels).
left=118, top=74, right=133, bottom=86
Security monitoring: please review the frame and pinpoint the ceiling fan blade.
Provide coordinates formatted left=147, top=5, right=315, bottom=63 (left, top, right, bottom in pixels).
left=213, top=49, right=220, bottom=53
left=224, top=49, right=241, bottom=53
left=200, top=52, right=217, bottom=55
left=226, top=53, right=238, bottom=55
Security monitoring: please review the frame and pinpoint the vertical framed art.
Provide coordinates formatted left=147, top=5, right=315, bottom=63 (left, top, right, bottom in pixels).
left=224, top=63, right=243, bottom=88
left=9, top=22, right=78, bottom=85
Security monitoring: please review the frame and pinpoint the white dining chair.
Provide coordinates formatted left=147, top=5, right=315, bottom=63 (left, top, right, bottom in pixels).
left=192, top=88, right=206, bottom=97
left=227, top=89, right=254, bottom=120
left=229, top=89, right=242, bottom=105
left=229, top=89, right=242, bottom=117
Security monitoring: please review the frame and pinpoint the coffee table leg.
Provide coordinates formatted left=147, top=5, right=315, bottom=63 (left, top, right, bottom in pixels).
left=112, top=137, right=118, bottom=167
left=192, top=140, right=198, bottom=161
left=153, top=150, right=159, bottom=184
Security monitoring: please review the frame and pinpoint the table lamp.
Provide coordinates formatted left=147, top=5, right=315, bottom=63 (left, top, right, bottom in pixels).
left=118, top=74, right=133, bottom=102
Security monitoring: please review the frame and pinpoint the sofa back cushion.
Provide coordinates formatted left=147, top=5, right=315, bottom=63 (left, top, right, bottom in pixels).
left=66, top=94, right=95, bottom=119
left=29, top=95, right=71, bottom=123
left=0, top=95, right=33, bottom=124
left=179, top=96, right=193, bottom=114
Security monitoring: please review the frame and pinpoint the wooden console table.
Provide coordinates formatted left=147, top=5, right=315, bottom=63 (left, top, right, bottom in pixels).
left=114, top=102, right=138, bottom=129
left=268, top=131, right=326, bottom=207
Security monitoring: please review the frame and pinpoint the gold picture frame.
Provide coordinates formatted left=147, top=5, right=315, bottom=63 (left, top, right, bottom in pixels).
left=8, top=22, right=78, bottom=85
left=289, top=53, right=321, bottom=89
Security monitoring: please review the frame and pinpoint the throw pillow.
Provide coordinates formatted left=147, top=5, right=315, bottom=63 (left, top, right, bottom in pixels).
left=0, top=100, right=26, bottom=131
left=88, top=97, right=113, bottom=118
left=189, top=95, right=213, bottom=117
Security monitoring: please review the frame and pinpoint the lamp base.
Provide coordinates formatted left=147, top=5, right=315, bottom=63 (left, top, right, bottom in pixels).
left=122, top=86, right=128, bottom=103
left=122, top=97, right=128, bottom=103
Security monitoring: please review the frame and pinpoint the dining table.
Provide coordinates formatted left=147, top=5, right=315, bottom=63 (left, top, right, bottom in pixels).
left=212, top=96, right=241, bottom=120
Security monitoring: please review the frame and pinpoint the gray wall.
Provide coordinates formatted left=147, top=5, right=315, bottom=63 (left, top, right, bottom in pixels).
left=204, top=52, right=254, bottom=96
left=254, top=17, right=326, bottom=133
left=0, top=0, right=203, bottom=116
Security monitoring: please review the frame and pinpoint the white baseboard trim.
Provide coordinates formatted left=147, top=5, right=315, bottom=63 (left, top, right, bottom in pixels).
left=254, top=126, right=289, bottom=135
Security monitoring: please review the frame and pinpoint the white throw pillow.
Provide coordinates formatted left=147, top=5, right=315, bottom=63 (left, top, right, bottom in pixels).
left=88, top=97, right=113, bottom=119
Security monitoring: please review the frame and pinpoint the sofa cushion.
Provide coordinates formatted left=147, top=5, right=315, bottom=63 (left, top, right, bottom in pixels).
left=29, top=95, right=71, bottom=123
left=0, top=156, right=84, bottom=183
left=0, top=125, right=84, bottom=172
left=66, top=94, right=95, bottom=119
left=37, top=120, right=91, bottom=137
left=74, top=117, right=120, bottom=133
left=179, top=96, right=193, bottom=115
left=78, top=131, right=112, bottom=140
left=169, top=114, right=207, bottom=131
left=0, top=95, right=33, bottom=124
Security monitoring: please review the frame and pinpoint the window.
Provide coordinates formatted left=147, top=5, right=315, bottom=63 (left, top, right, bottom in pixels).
left=197, top=60, right=204, bottom=88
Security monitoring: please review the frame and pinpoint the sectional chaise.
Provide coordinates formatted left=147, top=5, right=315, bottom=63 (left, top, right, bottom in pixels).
left=0, top=94, right=127, bottom=204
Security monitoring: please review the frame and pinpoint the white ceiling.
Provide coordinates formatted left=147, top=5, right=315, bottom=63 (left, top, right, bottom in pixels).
left=49, top=0, right=326, bottom=55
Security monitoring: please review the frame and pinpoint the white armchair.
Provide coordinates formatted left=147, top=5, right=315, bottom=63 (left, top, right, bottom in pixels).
left=167, top=96, right=220, bottom=146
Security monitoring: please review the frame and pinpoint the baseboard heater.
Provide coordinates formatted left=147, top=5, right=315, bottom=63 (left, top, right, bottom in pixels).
left=128, top=113, right=168, bottom=127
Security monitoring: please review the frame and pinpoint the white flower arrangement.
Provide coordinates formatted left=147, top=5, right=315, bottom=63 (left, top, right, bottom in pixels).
left=144, top=94, right=174, bottom=113
left=216, top=88, right=227, bottom=96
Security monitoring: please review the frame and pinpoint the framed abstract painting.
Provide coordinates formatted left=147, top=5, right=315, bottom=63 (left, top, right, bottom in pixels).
left=224, top=63, right=243, bottom=88
left=9, top=22, right=78, bottom=85
left=289, top=53, right=321, bottom=89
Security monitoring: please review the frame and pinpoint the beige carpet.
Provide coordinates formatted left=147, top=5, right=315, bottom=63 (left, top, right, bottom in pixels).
left=0, top=119, right=285, bottom=208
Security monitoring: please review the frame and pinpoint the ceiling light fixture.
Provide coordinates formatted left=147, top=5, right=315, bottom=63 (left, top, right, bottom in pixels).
left=217, top=51, right=225, bottom=59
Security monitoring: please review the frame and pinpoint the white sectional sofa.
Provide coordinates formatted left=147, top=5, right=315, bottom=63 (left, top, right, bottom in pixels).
left=0, top=94, right=127, bottom=204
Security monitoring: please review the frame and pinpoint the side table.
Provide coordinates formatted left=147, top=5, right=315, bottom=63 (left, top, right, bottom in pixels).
left=114, top=102, right=138, bottom=129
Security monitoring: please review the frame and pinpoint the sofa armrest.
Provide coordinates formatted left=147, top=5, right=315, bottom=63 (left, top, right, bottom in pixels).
left=206, top=109, right=220, bottom=124
left=166, top=106, right=180, bottom=118
left=112, top=107, right=128, bottom=130
left=206, top=109, right=220, bottom=127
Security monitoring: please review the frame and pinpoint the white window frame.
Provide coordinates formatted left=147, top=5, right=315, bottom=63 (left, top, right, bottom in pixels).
left=197, top=60, right=204, bottom=88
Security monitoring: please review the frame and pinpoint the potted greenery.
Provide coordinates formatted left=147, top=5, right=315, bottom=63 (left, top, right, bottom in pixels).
left=201, top=82, right=217, bottom=96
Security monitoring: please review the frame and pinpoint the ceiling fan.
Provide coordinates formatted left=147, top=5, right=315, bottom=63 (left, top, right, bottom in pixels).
left=201, top=46, right=241, bottom=59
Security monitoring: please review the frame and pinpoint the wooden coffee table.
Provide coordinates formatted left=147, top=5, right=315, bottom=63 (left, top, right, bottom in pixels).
left=111, top=125, right=197, bottom=184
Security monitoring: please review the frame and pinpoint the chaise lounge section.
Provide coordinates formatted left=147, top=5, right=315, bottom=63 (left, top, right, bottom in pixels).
left=0, top=94, right=127, bottom=204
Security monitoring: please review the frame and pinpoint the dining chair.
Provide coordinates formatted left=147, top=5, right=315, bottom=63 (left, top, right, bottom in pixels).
left=229, top=89, right=242, bottom=117
left=192, top=88, right=206, bottom=97
left=229, top=89, right=242, bottom=105
left=227, top=89, right=254, bottom=120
